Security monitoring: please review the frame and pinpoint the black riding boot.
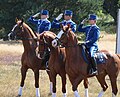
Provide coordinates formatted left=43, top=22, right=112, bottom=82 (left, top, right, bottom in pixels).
left=45, top=48, right=50, bottom=71
left=90, top=57, right=98, bottom=75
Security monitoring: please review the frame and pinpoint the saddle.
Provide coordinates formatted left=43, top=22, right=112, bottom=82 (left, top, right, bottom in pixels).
left=80, top=44, right=107, bottom=73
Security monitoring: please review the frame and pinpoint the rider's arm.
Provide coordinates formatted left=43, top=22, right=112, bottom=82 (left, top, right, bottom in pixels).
left=51, top=19, right=61, bottom=28
left=28, top=16, right=38, bottom=25
left=78, top=24, right=86, bottom=32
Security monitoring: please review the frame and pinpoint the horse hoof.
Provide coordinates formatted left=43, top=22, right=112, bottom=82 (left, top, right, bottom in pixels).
left=48, top=92, right=52, bottom=96
left=16, top=95, right=21, bottom=97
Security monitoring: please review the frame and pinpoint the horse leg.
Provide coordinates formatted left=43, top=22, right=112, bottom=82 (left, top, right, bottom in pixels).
left=46, top=71, right=52, bottom=95
left=34, top=69, right=40, bottom=97
left=17, top=66, right=28, bottom=97
left=83, top=78, right=89, bottom=97
left=51, top=73, right=57, bottom=97
left=108, top=75, right=118, bottom=97
left=96, top=73, right=108, bottom=97
left=61, top=74, right=67, bottom=97
left=72, top=76, right=83, bottom=97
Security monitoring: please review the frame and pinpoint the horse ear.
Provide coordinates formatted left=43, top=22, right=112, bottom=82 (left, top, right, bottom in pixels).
left=21, top=18, right=24, bottom=24
left=15, top=17, right=19, bottom=23
left=60, top=24, right=64, bottom=29
left=20, top=19, right=24, bottom=26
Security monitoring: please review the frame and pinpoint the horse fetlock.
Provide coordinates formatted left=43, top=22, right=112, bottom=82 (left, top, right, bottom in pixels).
left=98, top=90, right=104, bottom=97
left=52, top=93, right=56, bottom=97
left=36, top=88, right=40, bottom=97
left=74, top=90, right=80, bottom=97
left=112, top=93, right=116, bottom=97
left=16, top=95, right=21, bottom=97
left=63, top=93, right=67, bottom=97
left=85, top=88, right=89, bottom=97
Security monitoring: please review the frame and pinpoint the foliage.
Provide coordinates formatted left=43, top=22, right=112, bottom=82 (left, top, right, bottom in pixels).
left=0, top=0, right=117, bottom=39
left=103, top=0, right=119, bottom=24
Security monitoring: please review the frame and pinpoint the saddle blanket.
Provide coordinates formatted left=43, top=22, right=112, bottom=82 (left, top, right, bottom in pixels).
left=81, top=45, right=107, bottom=65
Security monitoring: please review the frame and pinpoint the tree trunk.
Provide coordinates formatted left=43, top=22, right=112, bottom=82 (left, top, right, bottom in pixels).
left=103, top=0, right=118, bottom=24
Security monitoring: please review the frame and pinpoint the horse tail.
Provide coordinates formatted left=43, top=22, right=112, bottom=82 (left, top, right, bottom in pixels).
left=116, top=54, right=120, bottom=70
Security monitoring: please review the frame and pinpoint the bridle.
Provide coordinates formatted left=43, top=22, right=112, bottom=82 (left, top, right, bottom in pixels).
left=9, top=22, right=38, bottom=41
left=38, top=35, right=50, bottom=59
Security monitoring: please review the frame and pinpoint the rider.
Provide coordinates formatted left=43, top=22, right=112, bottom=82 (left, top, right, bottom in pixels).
left=51, top=10, right=76, bottom=32
left=28, top=10, right=51, bottom=70
left=28, top=9, right=51, bottom=34
left=78, top=14, right=100, bottom=75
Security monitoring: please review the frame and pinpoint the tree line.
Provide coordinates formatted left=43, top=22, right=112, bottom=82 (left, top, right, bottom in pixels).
left=0, top=0, right=119, bottom=39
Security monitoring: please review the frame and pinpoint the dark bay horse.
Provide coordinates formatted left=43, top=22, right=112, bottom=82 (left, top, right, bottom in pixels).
left=9, top=19, right=51, bottom=97
left=52, top=25, right=120, bottom=97
left=39, top=31, right=89, bottom=97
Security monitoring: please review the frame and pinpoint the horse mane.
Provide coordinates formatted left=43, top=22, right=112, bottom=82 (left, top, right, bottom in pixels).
left=44, top=31, right=56, bottom=39
left=17, top=20, right=37, bottom=39
left=69, top=30, right=78, bottom=44
left=23, top=23, right=37, bottom=39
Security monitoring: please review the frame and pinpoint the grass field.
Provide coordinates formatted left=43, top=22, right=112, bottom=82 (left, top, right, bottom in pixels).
left=0, top=33, right=120, bottom=97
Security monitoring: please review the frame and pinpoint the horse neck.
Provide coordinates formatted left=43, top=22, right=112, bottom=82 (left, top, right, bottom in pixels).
left=67, top=31, right=78, bottom=46
left=22, top=25, right=37, bottom=52
left=65, top=31, right=80, bottom=59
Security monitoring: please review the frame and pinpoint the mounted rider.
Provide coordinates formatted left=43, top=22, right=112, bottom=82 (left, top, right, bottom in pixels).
left=52, top=10, right=76, bottom=32
left=78, top=14, right=100, bottom=75
left=28, top=9, right=51, bottom=34
left=28, top=10, right=51, bottom=70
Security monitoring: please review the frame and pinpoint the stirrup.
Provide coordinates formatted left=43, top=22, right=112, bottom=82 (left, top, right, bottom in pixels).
left=46, top=68, right=50, bottom=71
left=89, top=69, right=98, bottom=75
left=91, top=70, right=98, bottom=75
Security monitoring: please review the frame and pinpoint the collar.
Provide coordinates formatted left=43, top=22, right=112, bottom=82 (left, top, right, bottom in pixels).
left=41, top=18, right=48, bottom=21
left=64, top=19, right=72, bottom=23
left=90, top=24, right=96, bottom=26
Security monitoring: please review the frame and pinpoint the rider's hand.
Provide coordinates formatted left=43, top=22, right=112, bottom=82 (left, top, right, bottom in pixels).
left=33, top=13, right=40, bottom=18
left=81, top=18, right=87, bottom=24
left=56, top=13, right=63, bottom=21
left=84, top=41, right=89, bottom=44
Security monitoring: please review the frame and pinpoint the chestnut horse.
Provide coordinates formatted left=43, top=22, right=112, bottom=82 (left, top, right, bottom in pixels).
left=9, top=19, right=51, bottom=97
left=38, top=31, right=67, bottom=97
left=52, top=25, right=120, bottom=97
left=38, top=31, right=89, bottom=97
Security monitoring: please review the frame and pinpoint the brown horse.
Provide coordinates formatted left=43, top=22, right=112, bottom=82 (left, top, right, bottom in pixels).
left=38, top=31, right=89, bottom=97
left=52, top=25, right=120, bottom=97
left=38, top=31, right=67, bottom=97
left=9, top=19, right=51, bottom=97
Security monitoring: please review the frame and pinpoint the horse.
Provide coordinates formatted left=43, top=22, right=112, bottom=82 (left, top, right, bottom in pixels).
left=9, top=19, right=52, bottom=97
left=38, top=31, right=67, bottom=97
left=52, top=24, right=120, bottom=97
left=38, top=31, right=90, bottom=97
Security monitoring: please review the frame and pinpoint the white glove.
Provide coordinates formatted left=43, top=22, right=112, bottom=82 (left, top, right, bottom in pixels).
left=33, top=13, right=40, bottom=18
left=81, top=18, right=87, bottom=24
left=56, top=13, right=63, bottom=21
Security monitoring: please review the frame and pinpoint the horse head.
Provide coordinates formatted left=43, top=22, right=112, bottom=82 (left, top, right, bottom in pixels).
left=38, top=31, right=56, bottom=59
left=9, top=18, right=37, bottom=40
left=52, top=24, right=77, bottom=47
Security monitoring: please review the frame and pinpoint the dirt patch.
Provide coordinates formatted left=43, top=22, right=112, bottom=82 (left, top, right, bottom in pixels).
left=0, top=53, right=21, bottom=65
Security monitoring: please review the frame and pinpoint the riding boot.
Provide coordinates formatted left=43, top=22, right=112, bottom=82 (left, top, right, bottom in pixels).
left=45, top=48, right=50, bottom=71
left=90, top=57, right=98, bottom=75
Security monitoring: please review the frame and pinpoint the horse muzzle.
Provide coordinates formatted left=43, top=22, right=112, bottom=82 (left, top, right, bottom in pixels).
left=8, top=32, right=16, bottom=40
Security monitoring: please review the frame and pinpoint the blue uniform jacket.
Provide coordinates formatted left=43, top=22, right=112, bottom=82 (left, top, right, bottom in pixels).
left=78, top=24, right=100, bottom=49
left=51, top=19, right=76, bottom=32
left=28, top=16, right=51, bottom=34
